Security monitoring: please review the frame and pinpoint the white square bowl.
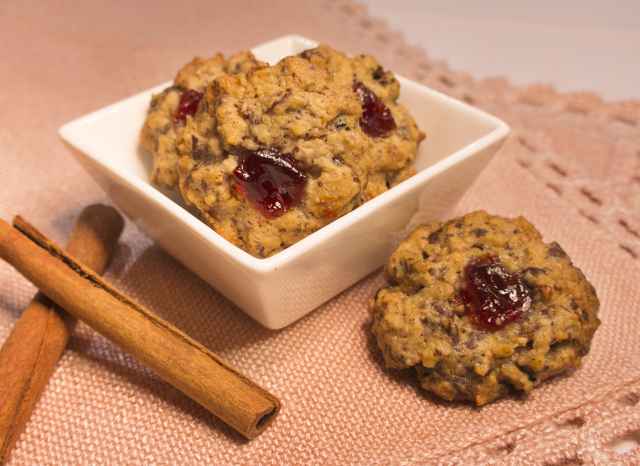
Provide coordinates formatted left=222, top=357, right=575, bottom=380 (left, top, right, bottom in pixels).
left=59, top=35, right=509, bottom=329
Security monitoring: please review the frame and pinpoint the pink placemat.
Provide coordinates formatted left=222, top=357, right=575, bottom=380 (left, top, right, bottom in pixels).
left=1, top=1, right=639, bottom=464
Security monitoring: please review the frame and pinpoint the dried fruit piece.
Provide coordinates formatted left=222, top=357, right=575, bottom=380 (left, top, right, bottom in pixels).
left=174, top=89, right=203, bottom=124
left=461, top=256, right=533, bottom=329
left=233, top=148, right=307, bottom=218
left=353, top=81, right=396, bottom=137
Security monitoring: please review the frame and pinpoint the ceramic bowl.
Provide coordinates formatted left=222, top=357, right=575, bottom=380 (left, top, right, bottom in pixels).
left=59, top=35, right=509, bottom=329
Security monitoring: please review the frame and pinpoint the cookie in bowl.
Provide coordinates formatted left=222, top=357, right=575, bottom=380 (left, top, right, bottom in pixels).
left=140, top=45, right=425, bottom=257
left=370, top=211, right=600, bottom=405
left=140, top=51, right=267, bottom=189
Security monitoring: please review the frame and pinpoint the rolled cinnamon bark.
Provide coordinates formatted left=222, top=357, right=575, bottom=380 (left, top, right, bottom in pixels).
left=0, top=205, right=124, bottom=463
left=0, top=215, right=280, bottom=441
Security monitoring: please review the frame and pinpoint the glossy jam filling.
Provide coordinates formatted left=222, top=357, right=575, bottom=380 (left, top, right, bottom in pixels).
left=353, top=81, right=396, bottom=137
left=173, top=89, right=203, bottom=124
left=233, top=147, right=307, bottom=218
left=460, top=255, right=533, bottom=330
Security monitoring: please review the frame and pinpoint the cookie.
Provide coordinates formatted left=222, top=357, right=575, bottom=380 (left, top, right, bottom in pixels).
left=139, top=51, right=266, bottom=189
left=370, top=211, right=600, bottom=405
left=175, top=45, right=424, bottom=257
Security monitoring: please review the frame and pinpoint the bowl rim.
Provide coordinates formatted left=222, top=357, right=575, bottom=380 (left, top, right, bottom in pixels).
left=59, top=34, right=510, bottom=275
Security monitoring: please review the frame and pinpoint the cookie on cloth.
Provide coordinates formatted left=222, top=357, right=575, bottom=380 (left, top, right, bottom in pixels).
left=371, top=210, right=600, bottom=405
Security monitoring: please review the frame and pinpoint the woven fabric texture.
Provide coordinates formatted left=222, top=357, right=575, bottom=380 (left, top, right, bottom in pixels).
left=1, top=0, right=639, bottom=464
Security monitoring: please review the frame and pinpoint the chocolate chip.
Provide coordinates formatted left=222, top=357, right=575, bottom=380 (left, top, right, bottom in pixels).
left=371, top=66, right=392, bottom=85
left=191, top=136, right=210, bottom=160
left=372, top=66, right=385, bottom=80
left=472, top=228, right=488, bottom=237
left=400, top=259, right=412, bottom=274
left=149, top=96, right=161, bottom=111
left=548, top=242, right=567, bottom=258
left=427, top=228, right=442, bottom=244
left=307, top=165, right=322, bottom=178
left=331, top=115, right=350, bottom=130
left=266, top=89, right=291, bottom=113
left=300, top=49, right=314, bottom=59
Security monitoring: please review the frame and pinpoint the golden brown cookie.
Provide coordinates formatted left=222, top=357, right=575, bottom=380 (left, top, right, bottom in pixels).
left=176, top=45, right=424, bottom=257
left=371, top=211, right=600, bottom=405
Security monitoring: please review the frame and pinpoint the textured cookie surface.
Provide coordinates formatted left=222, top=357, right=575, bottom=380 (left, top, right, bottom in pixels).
left=371, top=211, right=600, bottom=405
left=140, top=52, right=266, bottom=189
left=173, top=45, right=424, bottom=257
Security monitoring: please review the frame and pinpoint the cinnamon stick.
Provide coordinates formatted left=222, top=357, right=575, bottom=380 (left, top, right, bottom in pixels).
left=0, top=215, right=280, bottom=440
left=0, top=205, right=124, bottom=463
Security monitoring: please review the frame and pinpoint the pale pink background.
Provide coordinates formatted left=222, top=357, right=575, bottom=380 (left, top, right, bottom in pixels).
left=361, top=0, right=640, bottom=100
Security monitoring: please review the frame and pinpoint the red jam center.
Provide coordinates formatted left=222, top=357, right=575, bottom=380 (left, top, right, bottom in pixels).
left=353, top=82, right=396, bottom=137
left=461, top=256, right=533, bottom=330
left=233, top=148, right=307, bottom=218
left=174, top=89, right=203, bottom=124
